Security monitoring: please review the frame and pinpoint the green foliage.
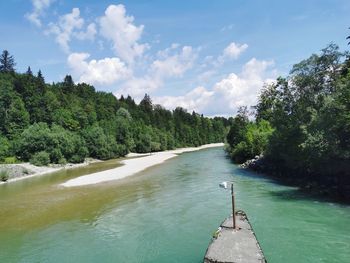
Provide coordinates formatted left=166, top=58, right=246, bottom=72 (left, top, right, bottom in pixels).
left=16, top=123, right=88, bottom=164
left=116, top=107, right=132, bottom=120
left=0, top=50, right=15, bottom=73
left=53, top=109, right=80, bottom=131
left=228, top=43, right=350, bottom=196
left=0, top=78, right=29, bottom=139
left=115, top=108, right=134, bottom=150
left=227, top=120, right=273, bottom=163
left=135, top=129, right=152, bottom=153
left=0, top=135, right=9, bottom=161
left=30, top=151, right=50, bottom=166
left=5, top=96, right=30, bottom=139
left=226, top=107, right=249, bottom=148
left=83, top=125, right=117, bottom=159
left=212, top=229, right=220, bottom=239
left=58, top=157, right=67, bottom=165
left=50, top=148, right=64, bottom=164
left=0, top=169, right=9, bottom=182
left=16, top=122, right=51, bottom=161
left=0, top=50, right=229, bottom=165
left=259, top=44, right=350, bottom=176
left=3, top=157, right=18, bottom=164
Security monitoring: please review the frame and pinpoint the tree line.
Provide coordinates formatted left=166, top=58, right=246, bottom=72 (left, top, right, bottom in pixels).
left=226, top=43, right=350, bottom=200
left=0, top=50, right=229, bottom=165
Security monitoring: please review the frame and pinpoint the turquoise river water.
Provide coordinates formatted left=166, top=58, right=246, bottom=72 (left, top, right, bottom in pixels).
left=0, top=147, right=349, bottom=262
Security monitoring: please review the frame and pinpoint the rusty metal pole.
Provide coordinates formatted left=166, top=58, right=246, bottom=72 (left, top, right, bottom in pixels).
left=231, top=184, right=236, bottom=230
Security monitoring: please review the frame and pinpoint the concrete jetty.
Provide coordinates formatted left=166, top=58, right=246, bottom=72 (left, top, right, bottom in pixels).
left=204, top=211, right=266, bottom=263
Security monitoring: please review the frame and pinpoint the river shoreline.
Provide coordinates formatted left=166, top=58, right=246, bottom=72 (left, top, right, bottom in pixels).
left=1, top=146, right=349, bottom=262
left=61, top=143, right=224, bottom=187
left=0, top=143, right=224, bottom=186
left=238, top=155, right=350, bottom=204
left=0, top=159, right=101, bottom=185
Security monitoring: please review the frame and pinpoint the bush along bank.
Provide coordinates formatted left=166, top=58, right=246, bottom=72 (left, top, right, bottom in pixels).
left=226, top=44, right=350, bottom=203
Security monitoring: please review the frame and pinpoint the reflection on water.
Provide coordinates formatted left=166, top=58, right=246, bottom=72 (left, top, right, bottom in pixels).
left=0, top=148, right=349, bottom=263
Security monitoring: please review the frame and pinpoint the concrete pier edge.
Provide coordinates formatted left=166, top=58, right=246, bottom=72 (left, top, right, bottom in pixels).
left=204, top=210, right=267, bottom=263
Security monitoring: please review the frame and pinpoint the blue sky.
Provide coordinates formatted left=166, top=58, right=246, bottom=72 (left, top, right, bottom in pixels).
left=0, top=0, right=349, bottom=116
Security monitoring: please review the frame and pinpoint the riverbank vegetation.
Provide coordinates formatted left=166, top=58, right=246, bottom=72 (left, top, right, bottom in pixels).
left=226, top=43, right=350, bottom=200
left=0, top=50, right=229, bottom=166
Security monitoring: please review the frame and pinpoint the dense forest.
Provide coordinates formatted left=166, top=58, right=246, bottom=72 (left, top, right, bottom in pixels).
left=0, top=50, right=229, bottom=166
left=226, top=43, right=350, bottom=200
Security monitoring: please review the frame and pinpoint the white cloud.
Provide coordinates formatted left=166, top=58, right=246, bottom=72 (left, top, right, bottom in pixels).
left=115, top=76, right=161, bottom=98
left=151, top=58, right=276, bottom=116
left=196, top=70, right=216, bottom=84
left=153, top=86, right=214, bottom=112
left=223, top=42, right=248, bottom=59
left=151, top=45, right=196, bottom=78
left=99, top=4, right=148, bottom=64
left=34, top=3, right=279, bottom=117
left=67, top=53, right=130, bottom=85
left=46, top=8, right=96, bottom=53
left=209, top=58, right=275, bottom=115
left=206, top=42, right=248, bottom=69
left=220, top=24, right=234, bottom=32
left=115, top=44, right=197, bottom=98
left=26, top=0, right=54, bottom=27
left=76, top=23, right=97, bottom=41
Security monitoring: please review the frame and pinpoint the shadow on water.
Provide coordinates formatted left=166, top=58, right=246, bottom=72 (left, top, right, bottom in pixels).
left=268, top=187, right=350, bottom=207
left=234, top=164, right=350, bottom=206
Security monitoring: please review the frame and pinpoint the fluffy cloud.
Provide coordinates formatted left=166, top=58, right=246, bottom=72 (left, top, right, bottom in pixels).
left=67, top=53, right=130, bottom=85
left=115, top=44, right=197, bottom=98
left=202, top=42, right=248, bottom=69
left=223, top=42, right=248, bottom=59
left=152, top=58, right=276, bottom=116
left=76, top=23, right=97, bottom=41
left=26, top=0, right=54, bottom=27
left=153, top=86, right=214, bottom=113
left=99, top=4, right=148, bottom=64
left=151, top=45, right=196, bottom=78
left=46, top=8, right=96, bottom=53
left=115, top=76, right=161, bottom=98
left=30, top=2, right=278, bottom=117
left=209, top=58, right=275, bottom=114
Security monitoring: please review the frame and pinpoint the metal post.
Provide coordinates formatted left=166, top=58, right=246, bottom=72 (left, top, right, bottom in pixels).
left=231, top=184, right=236, bottom=230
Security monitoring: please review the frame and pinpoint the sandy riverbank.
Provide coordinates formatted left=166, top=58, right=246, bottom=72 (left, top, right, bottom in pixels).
left=0, top=159, right=100, bottom=185
left=61, top=143, right=224, bottom=187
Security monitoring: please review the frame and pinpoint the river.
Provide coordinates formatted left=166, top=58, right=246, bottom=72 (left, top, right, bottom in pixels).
left=0, top=147, right=349, bottom=262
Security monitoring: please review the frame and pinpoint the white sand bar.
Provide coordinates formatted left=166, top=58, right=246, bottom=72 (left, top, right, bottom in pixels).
left=61, top=143, right=224, bottom=187
left=0, top=159, right=99, bottom=185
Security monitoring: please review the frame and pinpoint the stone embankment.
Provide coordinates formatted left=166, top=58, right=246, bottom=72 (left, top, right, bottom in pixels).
left=240, top=155, right=265, bottom=171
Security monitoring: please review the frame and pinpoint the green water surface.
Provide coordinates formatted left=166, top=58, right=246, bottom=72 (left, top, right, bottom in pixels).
left=0, top=147, right=349, bottom=262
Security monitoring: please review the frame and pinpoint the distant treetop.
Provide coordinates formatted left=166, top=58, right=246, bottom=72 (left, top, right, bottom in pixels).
left=0, top=50, right=16, bottom=73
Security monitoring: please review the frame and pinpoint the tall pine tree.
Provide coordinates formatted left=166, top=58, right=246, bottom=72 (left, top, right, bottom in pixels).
left=0, top=50, right=15, bottom=73
left=26, top=66, right=33, bottom=76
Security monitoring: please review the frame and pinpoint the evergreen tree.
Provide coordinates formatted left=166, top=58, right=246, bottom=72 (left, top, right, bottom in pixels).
left=63, top=75, right=74, bottom=93
left=0, top=50, right=15, bottom=73
left=0, top=52, right=229, bottom=165
left=26, top=66, right=33, bottom=76
left=37, top=70, right=44, bottom=83
left=139, top=94, right=153, bottom=112
left=5, top=96, right=30, bottom=139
